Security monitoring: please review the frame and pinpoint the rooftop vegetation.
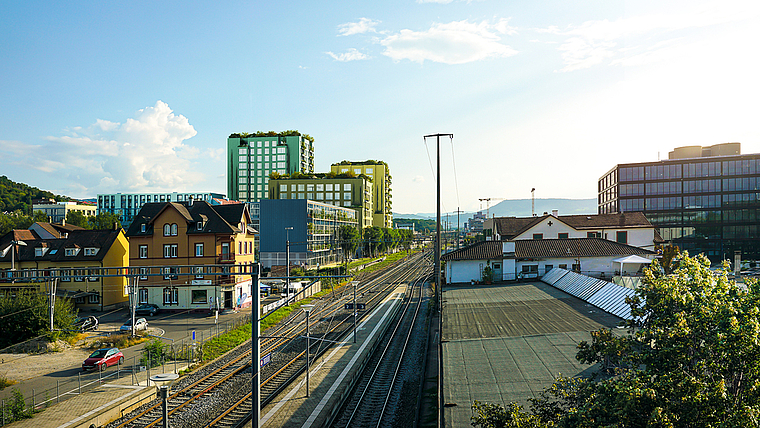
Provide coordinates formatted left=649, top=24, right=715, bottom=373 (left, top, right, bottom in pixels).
left=229, top=130, right=314, bottom=143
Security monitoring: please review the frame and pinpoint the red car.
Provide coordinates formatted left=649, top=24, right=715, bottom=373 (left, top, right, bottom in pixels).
left=82, top=347, right=124, bottom=371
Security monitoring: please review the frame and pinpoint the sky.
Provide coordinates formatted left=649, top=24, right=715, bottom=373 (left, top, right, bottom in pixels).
left=2, top=0, right=759, bottom=216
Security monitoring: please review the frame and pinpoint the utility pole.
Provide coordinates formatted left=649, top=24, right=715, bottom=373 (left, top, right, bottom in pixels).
left=453, top=208, right=464, bottom=250
left=251, top=263, right=261, bottom=428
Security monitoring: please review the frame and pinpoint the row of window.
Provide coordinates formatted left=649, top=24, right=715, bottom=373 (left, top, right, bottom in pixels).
left=238, top=162, right=287, bottom=170
left=237, top=141, right=285, bottom=150
left=138, top=241, right=252, bottom=259
left=618, top=158, right=760, bottom=183
left=620, top=192, right=760, bottom=212
left=280, top=183, right=352, bottom=192
left=238, top=154, right=287, bottom=162
left=648, top=209, right=760, bottom=225
left=531, top=231, right=626, bottom=243
left=658, top=225, right=760, bottom=240
left=619, top=178, right=758, bottom=197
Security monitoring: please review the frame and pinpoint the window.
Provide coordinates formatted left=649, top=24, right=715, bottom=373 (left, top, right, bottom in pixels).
left=35, top=248, right=43, bottom=257
left=544, top=265, right=554, bottom=274
left=344, top=183, right=352, bottom=190
left=195, top=243, right=204, bottom=257
left=162, top=267, right=178, bottom=280
left=139, top=267, right=148, bottom=280
left=139, top=245, right=148, bottom=258
left=88, top=294, right=100, bottom=304
left=163, top=287, right=178, bottom=305
left=558, top=233, right=568, bottom=239
left=139, top=288, right=148, bottom=304
left=616, top=231, right=628, bottom=244
left=521, top=265, right=539, bottom=274
left=343, top=192, right=351, bottom=200
left=171, top=224, right=178, bottom=236
left=532, top=233, right=543, bottom=240
left=191, top=289, right=208, bottom=304
left=65, top=248, right=79, bottom=256
left=84, top=248, right=98, bottom=256
left=163, top=224, right=171, bottom=236
left=141, top=224, right=146, bottom=233
left=326, top=184, right=333, bottom=191
left=559, top=264, right=567, bottom=269
left=194, top=266, right=205, bottom=279
left=572, top=263, right=581, bottom=272
left=197, top=221, right=203, bottom=230
left=163, top=244, right=178, bottom=258
left=587, top=232, right=601, bottom=238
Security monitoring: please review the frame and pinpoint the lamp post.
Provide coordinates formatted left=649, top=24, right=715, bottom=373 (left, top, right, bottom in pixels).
left=351, top=281, right=359, bottom=343
left=285, top=227, right=293, bottom=306
left=5, top=240, right=27, bottom=282
left=150, top=373, right=178, bottom=428
left=302, top=304, right=315, bottom=397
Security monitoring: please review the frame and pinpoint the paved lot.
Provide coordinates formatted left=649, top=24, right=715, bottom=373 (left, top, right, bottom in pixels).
left=442, top=281, right=622, bottom=428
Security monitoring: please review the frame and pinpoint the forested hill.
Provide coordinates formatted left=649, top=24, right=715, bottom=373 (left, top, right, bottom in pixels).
left=0, top=175, right=71, bottom=214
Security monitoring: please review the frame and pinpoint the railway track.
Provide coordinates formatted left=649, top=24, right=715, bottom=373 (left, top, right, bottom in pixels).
left=332, top=258, right=432, bottom=428
left=107, top=250, right=429, bottom=428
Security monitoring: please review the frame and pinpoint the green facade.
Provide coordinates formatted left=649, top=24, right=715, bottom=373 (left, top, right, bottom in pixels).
left=331, top=162, right=392, bottom=227
left=227, top=134, right=314, bottom=202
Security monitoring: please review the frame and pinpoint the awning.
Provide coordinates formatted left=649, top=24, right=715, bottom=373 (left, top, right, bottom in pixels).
left=613, top=255, right=653, bottom=274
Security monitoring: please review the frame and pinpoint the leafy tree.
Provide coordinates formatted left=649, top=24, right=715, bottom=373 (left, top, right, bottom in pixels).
left=339, top=225, right=360, bottom=263
left=65, top=210, right=89, bottom=228
left=473, top=253, right=760, bottom=428
left=141, top=339, right=169, bottom=368
left=0, top=290, right=77, bottom=348
left=88, top=211, right=121, bottom=230
left=32, top=210, right=49, bottom=223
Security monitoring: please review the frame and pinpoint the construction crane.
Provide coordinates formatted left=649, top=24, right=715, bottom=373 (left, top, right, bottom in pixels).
left=478, top=197, right=505, bottom=218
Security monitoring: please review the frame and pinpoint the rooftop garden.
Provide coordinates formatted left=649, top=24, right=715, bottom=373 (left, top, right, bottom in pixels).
left=229, top=130, right=314, bottom=143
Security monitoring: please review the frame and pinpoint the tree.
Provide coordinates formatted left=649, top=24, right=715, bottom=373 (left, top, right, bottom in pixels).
left=0, top=290, right=77, bottom=348
left=32, top=210, right=49, bottom=223
left=473, top=253, right=760, bottom=428
left=65, top=210, right=89, bottom=228
left=88, top=212, right=121, bottom=230
left=339, top=225, right=360, bottom=264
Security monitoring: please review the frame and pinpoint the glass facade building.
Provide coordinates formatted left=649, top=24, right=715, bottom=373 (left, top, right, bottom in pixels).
left=599, top=144, right=760, bottom=262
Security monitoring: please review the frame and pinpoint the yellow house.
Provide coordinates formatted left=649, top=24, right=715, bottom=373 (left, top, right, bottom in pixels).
left=125, top=200, right=256, bottom=312
left=0, top=226, right=129, bottom=311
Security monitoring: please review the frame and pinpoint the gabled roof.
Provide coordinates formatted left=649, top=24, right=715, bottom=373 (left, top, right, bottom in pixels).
left=441, top=238, right=654, bottom=262
left=125, top=201, right=250, bottom=237
left=493, top=212, right=654, bottom=239
left=0, top=229, right=123, bottom=263
left=513, top=238, right=655, bottom=259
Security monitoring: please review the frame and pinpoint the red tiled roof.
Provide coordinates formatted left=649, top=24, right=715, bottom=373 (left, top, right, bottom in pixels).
left=493, top=212, right=653, bottom=239
left=441, top=241, right=502, bottom=261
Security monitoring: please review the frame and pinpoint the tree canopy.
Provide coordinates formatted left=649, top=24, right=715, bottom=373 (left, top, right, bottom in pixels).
left=472, top=253, right=760, bottom=428
left=0, top=175, right=71, bottom=214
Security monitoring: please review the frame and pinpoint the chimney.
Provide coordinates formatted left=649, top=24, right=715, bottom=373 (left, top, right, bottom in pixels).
left=61, top=218, right=66, bottom=226
left=113, top=222, right=119, bottom=230
left=551, top=209, right=558, bottom=217
left=188, top=195, right=194, bottom=206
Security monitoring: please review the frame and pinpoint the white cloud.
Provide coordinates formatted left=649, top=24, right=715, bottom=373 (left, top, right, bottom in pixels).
left=0, top=101, right=202, bottom=195
left=381, top=19, right=517, bottom=64
left=326, top=48, right=369, bottom=62
left=338, top=18, right=381, bottom=36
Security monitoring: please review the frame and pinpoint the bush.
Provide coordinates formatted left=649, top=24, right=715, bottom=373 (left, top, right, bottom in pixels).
left=7, top=388, right=32, bottom=421
left=0, top=373, right=17, bottom=390
left=141, top=339, right=170, bottom=368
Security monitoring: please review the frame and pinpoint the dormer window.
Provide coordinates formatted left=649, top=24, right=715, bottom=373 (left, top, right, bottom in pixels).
left=196, top=221, right=203, bottom=230
left=84, top=248, right=99, bottom=256
left=35, top=248, right=46, bottom=257
left=65, top=248, right=80, bottom=257
left=141, top=224, right=146, bottom=233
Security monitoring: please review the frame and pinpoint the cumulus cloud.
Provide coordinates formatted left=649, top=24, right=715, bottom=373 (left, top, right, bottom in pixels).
left=338, top=18, right=381, bottom=36
left=380, top=19, right=517, bottom=64
left=0, top=101, right=203, bottom=195
left=326, top=48, right=369, bottom=62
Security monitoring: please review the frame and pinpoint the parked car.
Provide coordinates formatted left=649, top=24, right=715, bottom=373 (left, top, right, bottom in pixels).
left=73, top=316, right=99, bottom=332
left=119, top=317, right=148, bottom=332
left=82, top=347, right=124, bottom=371
left=134, top=304, right=160, bottom=316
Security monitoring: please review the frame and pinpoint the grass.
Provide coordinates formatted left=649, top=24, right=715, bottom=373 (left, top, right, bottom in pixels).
left=87, top=333, right=150, bottom=350
left=0, top=374, right=17, bottom=390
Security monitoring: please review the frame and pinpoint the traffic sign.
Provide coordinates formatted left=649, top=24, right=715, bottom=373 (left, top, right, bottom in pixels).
left=344, top=303, right=366, bottom=310
left=192, top=330, right=196, bottom=341
left=261, top=353, right=271, bottom=367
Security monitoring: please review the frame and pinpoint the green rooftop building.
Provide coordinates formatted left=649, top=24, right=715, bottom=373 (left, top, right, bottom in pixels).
left=227, top=132, right=314, bottom=203
left=331, top=161, right=392, bottom=228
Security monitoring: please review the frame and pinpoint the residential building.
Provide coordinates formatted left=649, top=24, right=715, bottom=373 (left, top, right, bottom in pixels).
left=598, top=142, right=760, bottom=261
left=331, top=161, right=392, bottom=227
left=442, top=238, right=655, bottom=283
left=259, top=199, right=359, bottom=269
left=125, top=200, right=255, bottom=311
left=483, top=212, right=661, bottom=251
left=268, top=176, right=374, bottom=229
left=0, top=225, right=129, bottom=310
left=227, top=132, right=315, bottom=203
left=97, top=192, right=225, bottom=229
left=32, top=200, right=97, bottom=223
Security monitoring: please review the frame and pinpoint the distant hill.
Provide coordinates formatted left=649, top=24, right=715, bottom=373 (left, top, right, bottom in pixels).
left=0, top=175, right=72, bottom=214
left=395, top=198, right=597, bottom=222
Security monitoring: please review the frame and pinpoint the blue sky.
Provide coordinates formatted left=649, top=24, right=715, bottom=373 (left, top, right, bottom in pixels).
left=2, top=0, right=759, bottom=215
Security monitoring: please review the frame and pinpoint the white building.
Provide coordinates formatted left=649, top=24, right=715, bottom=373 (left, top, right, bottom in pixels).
left=97, top=192, right=225, bottom=228
left=32, top=201, right=97, bottom=223
left=442, top=238, right=656, bottom=284
left=483, top=211, right=662, bottom=251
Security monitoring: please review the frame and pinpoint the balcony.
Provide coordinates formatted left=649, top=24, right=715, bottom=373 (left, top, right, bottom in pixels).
left=218, top=253, right=235, bottom=263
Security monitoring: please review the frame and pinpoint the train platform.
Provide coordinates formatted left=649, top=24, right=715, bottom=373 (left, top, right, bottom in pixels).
left=255, top=284, right=407, bottom=428
left=4, top=366, right=177, bottom=428
left=441, top=281, right=622, bottom=428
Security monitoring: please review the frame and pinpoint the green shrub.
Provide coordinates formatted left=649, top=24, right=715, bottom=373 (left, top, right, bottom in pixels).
left=141, top=339, right=170, bottom=368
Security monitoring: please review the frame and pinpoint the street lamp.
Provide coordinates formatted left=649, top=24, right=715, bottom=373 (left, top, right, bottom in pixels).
left=150, top=373, right=178, bottom=428
left=285, top=227, right=293, bottom=306
left=302, top=304, right=315, bottom=397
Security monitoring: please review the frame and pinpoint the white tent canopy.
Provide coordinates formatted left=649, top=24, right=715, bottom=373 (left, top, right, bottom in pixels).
left=613, top=255, right=653, bottom=274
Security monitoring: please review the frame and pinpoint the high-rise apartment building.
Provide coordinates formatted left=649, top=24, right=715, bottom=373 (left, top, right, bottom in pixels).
left=598, top=142, right=760, bottom=261
left=227, top=132, right=315, bottom=203
left=330, top=161, right=392, bottom=228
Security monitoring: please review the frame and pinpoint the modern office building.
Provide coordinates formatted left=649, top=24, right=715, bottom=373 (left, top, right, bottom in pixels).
left=227, top=132, right=315, bottom=203
left=268, top=176, right=374, bottom=229
left=97, top=192, right=225, bottom=228
left=258, top=199, right=359, bottom=269
left=331, top=161, right=392, bottom=227
left=598, top=142, right=760, bottom=262
left=32, top=200, right=97, bottom=223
